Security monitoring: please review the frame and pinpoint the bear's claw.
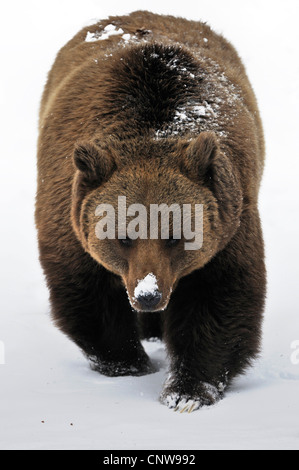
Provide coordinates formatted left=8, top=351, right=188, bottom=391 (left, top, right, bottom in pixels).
left=162, top=393, right=201, bottom=413
left=161, top=381, right=224, bottom=413
left=174, top=399, right=200, bottom=413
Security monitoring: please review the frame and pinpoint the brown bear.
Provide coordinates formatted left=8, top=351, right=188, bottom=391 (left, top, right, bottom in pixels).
left=35, top=11, right=266, bottom=412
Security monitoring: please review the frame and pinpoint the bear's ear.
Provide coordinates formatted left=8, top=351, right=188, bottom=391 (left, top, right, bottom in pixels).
left=73, top=142, right=116, bottom=185
left=182, top=131, right=243, bottom=244
left=182, top=131, right=219, bottom=181
left=71, top=142, right=116, bottom=246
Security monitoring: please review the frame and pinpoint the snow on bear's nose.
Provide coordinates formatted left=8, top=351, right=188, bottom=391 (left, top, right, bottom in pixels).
left=133, top=273, right=162, bottom=311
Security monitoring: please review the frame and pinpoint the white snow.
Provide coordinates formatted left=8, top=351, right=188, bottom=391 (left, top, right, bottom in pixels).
left=1, top=0, right=299, bottom=451
left=122, top=33, right=131, bottom=42
left=157, top=99, right=224, bottom=139
left=134, top=273, right=159, bottom=299
left=192, top=105, right=207, bottom=116
left=175, top=110, right=188, bottom=121
left=85, top=24, right=124, bottom=42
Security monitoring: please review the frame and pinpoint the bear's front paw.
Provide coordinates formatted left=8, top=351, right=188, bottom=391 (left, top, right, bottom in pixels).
left=88, top=354, right=156, bottom=377
left=160, top=376, right=224, bottom=413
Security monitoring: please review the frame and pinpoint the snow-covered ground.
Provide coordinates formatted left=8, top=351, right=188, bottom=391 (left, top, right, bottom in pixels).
left=0, top=0, right=299, bottom=450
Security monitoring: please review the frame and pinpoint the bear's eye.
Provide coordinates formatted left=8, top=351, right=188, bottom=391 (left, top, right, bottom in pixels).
left=119, top=237, right=133, bottom=248
left=165, top=237, right=180, bottom=248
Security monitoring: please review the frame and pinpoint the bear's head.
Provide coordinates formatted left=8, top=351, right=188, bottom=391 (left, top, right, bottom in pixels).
left=71, top=132, right=242, bottom=312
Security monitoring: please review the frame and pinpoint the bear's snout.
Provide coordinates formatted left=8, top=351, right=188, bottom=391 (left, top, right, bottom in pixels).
left=125, top=272, right=171, bottom=312
left=136, top=291, right=162, bottom=311
left=133, top=273, right=163, bottom=312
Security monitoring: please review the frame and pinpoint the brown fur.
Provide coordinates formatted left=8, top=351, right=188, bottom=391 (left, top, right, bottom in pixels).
left=36, top=11, right=266, bottom=410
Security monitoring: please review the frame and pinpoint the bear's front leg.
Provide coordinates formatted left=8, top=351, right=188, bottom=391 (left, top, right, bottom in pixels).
left=161, top=235, right=266, bottom=412
left=160, top=366, right=225, bottom=413
left=42, top=250, right=154, bottom=377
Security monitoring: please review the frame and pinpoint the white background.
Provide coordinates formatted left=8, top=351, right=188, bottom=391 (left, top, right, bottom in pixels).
left=0, top=0, right=299, bottom=450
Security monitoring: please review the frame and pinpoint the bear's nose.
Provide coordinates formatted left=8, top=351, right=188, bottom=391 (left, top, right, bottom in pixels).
left=137, top=291, right=162, bottom=311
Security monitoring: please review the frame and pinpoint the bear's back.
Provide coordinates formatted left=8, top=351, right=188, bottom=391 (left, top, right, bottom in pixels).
left=37, top=10, right=265, bottom=230
left=40, top=11, right=255, bottom=125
